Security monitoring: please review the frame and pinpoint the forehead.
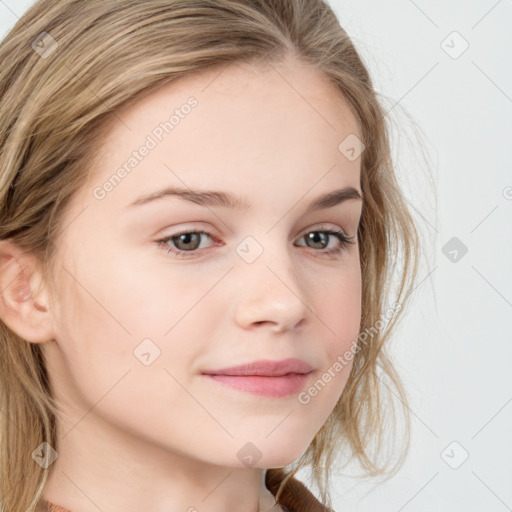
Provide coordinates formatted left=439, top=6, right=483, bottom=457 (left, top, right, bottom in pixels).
left=81, top=56, right=362, bottom=210
left=115, top=56, right=359, bottom=124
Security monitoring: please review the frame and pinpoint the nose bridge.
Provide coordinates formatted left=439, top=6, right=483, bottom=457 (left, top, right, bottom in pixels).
left=232, top=231, right=310, bottom=330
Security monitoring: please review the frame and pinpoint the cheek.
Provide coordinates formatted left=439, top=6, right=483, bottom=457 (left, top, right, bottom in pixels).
left=49, top=250, right=156, bottom=406
left=105, top=251, right=214, bottom=333
left=50, top=270, right=203, bottom=441
left=319, top=264, right=362, bottom=348
left=52, top=276, right=132, bottom=391
left=310, top=264, right=362, bottom=394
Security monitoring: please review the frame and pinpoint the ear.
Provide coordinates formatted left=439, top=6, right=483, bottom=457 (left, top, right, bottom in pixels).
left=0, top=239, right=56, bottom=344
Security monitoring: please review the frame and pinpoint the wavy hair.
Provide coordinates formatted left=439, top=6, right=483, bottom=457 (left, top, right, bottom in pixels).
left=0, top=0, right=420, bottom=510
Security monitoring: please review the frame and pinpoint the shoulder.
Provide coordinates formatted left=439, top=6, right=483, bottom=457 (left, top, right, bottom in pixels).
left=265, top=468, right=335, bottom=512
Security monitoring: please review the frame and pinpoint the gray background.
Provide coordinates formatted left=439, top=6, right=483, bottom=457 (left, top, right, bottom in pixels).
left=1, top=1, right=510, bottom=510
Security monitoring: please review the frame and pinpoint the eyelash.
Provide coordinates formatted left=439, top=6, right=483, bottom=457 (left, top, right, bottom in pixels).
left=155, top=226, right=356, bottom=259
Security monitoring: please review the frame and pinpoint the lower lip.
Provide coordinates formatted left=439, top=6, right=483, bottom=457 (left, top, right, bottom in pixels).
left=203, top=373, right=312, bottom=398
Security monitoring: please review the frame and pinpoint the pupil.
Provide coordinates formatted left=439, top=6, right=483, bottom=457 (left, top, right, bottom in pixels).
left=309, top=232, right=326, bottom=248
left=177, top=233, right=198, bottom=250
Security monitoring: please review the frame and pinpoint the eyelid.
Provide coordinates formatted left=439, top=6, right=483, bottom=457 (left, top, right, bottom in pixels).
left=155, top=221, right=356, bottom=259
left=157, top=222, right=349, bottom=241
left=157, top=222, right=217, bottom=238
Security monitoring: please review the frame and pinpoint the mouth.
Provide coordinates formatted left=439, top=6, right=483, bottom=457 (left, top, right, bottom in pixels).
left=203, top=373, right=313, bottom=398
left=201, top=358, right=314, bottom=398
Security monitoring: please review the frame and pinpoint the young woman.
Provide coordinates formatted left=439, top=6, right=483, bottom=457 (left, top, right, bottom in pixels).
left=0, top=1, right=419, bottom=511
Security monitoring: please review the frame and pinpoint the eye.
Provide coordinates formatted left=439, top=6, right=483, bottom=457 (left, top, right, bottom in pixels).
left=295, top=226, right=356, bottom=258
left=156, top=229, right=216, bottom=258
left=155, top=225, right=356, bottom=259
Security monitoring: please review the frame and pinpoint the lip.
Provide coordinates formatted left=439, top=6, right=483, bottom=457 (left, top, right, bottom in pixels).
left=202, top=358, right=314, bottom=377
left=201, top=358, right=314, bottom=398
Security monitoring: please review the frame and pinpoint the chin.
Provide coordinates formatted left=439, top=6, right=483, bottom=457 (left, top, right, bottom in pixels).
left=252, top=439, right=311, bottom=468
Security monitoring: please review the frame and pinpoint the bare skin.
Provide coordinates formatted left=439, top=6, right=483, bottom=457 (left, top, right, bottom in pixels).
left=0, top=54, right=363, bottom=511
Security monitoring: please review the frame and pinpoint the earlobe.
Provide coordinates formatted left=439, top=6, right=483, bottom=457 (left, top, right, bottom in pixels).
left=0, top=240, right=55, bottom=344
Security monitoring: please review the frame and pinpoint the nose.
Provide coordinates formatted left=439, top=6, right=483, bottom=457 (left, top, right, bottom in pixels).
left=233, top=243, right=309, bottom=333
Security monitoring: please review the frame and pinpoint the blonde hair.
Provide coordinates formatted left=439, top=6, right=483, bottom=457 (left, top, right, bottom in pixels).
left=0, top=0, right=420, bottom=510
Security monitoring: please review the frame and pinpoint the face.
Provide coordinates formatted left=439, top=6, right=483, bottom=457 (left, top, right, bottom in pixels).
left=45, top=55, right=363, bottom=468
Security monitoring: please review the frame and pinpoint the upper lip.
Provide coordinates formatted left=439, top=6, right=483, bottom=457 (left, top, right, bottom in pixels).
left=202, top=358, right=313, bottom=377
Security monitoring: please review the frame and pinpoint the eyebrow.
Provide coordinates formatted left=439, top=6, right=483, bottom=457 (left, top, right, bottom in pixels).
left=126, top=185, right=363, bottom=212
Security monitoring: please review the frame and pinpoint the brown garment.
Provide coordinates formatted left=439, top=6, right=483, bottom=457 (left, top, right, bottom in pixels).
left=265, top=469, right=333, bottom=512
left=35, top=470, right=333, bottom=512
